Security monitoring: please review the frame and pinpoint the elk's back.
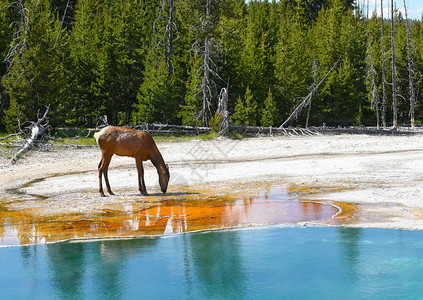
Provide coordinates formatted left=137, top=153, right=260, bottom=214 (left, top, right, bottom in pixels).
left=96, top=126, right=154, bottom=159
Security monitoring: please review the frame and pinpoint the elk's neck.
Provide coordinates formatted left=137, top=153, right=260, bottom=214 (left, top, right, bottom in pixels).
left=150, top=149, right=166, bottom=173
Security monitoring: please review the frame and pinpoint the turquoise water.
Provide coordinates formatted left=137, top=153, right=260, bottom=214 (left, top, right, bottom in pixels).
left=1, top=226, right=423, bottom=299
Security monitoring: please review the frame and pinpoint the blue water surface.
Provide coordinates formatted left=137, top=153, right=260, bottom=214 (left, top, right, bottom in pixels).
left=1, top=226, right=423, bottom=299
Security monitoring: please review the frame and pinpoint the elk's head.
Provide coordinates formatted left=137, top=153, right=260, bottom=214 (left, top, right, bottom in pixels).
left=159, top=164, right=170, bottom=193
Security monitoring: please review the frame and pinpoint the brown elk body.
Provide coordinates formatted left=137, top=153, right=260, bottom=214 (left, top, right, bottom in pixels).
left=94, top=126, right=169, bottom=196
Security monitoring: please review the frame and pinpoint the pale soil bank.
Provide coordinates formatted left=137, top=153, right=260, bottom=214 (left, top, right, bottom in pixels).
left=2, top=133, right=423, bottom=230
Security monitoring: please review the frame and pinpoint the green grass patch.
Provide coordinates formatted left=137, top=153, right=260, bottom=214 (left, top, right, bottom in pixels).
left=50, top=137, right=98, bottom=146
left=152, top=131, right=245, bottom=142
left=142, top=132, right=217, bottom=142
left=2, top=128, right=247, bottom=147
left=48, top=128, right=97, bottom=146
left=0, top=131, right=21, bottom=143
left=226, top=131, right=245, bottom=139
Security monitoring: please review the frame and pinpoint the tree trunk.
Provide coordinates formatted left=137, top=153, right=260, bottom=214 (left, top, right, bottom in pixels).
left=217, top=87, right=229, bottom=134
left=391, top=0, right=398, bottom=128
left=403, top=0, right=416, bottom=128
left=201, top=0, right=212, bottom=127
left=167, top=0, right=174, bottom=76
left=202, top=36, right=211, bottom=127
left=380, top=0, right=387, bottom=128
left=153, top=0, right=175, bottom=75
left=365, top=2, right=380, bottom=129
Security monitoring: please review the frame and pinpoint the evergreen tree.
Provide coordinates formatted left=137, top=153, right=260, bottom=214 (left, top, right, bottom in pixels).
left=179, top=50, right=203, bottom=126
left=64, top=0, right=155, bottom=126
left=232, top=86, right=257, bottom=126
left=330, top=56, right=360, bottom=125
left=0, top=0, right=16, bottom=130
left=219, top=0, right=246, bottom=113
left=63, top=0, right=105, bottom=126
left=240, top=1, right=274, bottom=106
left=310, top=0, right=366, bottom=126
left=275, top=2, right=311, bottom=124
left=411, top=18, right=423, bottom=122
left=261, top=88, right=278, bottom=126
left=135, top=59, right=178, bottom=124
left=232, top=96, right=246, bottom=126
left=0, top=0, right=421, bottom=131
left=2, top=0, right=65, bottom=131
left=94, top=0, right=155, bottom=125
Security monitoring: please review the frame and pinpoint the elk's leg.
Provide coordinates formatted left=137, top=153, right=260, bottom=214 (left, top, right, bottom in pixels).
left=103, top=154, right=114, bottom=195
left=99, top=152, right=114, bottom=196
left=136, top=157, right=148, bottom=195
left=98, top=158, right=105, bottom=197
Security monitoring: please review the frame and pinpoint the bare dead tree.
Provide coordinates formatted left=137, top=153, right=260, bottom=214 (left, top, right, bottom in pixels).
left=167, top=0, right=175, bottom=75
left=391, top=0, right=398, bottom=128
left=380, top=0, right=387, bottom=128
left=10, top=105, right=50, bottom=164
left=3, top=0, right=29, bottom=76
left=202, top=35, right=212, bottom=126
left=403, top=0, right=416, bottom=128
left=217, top=87, right=229, bottom=134
left=188, top=0, right=227, bottom=127
left=365, top=1, right=380, bottom=128
left=151, top=0, right=176, bottom=75
left=196, top=0, right=214, bottom=127
left=279, top=59, right=339, bottom=128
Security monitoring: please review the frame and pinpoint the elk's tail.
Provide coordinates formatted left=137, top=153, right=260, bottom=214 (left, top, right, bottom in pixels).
left=94, top=131, right=101, bottom=144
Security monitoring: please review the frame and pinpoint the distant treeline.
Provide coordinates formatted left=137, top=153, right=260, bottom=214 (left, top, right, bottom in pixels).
left=0, top=0, right=421, bottom=132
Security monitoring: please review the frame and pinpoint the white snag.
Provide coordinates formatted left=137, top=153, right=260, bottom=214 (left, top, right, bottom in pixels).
left=10, top=105, right=50, bottom=164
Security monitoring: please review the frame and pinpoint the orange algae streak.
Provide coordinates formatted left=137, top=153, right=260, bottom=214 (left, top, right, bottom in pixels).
left=322, top=201, right=359, bottom=225
left=0, top=186, right=346, bottom=246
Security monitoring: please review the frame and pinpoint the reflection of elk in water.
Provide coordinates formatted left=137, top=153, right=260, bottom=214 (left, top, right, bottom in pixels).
left=94, top=126, right=170, bottom=197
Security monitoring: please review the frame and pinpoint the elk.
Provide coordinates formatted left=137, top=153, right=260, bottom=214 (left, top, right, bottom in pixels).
left=94, top=126, right=170, bottom=197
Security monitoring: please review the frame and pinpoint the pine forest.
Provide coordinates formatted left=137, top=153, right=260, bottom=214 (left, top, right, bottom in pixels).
left=1, top=0, right=423, bottom=132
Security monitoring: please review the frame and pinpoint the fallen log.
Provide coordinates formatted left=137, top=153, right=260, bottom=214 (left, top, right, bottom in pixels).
left=228, top=125, right=319, bottom=136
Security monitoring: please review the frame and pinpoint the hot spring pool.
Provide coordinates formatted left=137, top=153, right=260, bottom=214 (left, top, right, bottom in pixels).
left=1, top=226, right=423, bottom=299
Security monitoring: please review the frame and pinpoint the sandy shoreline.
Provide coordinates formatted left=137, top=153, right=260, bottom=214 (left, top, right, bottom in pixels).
left=2, top=133, right=423, bottom=231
